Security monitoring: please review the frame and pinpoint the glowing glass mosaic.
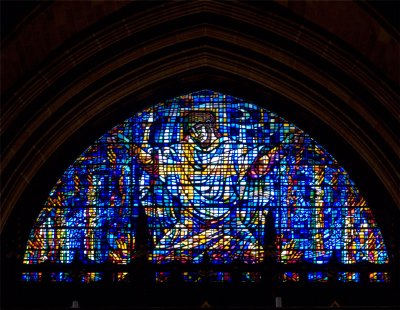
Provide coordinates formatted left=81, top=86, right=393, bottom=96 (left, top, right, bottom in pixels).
left=369, top=272, right=390, bottom=283
left=308, top=272, right=329, bottom=282
left=23, top=90, right=389, bottom=282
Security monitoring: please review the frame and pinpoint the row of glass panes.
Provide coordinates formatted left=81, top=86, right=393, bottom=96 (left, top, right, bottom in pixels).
left=21, top=271, right=389, bottom=283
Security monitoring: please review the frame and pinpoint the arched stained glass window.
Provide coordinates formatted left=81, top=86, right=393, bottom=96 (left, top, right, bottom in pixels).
left=23, top=90, right=389, bottom=283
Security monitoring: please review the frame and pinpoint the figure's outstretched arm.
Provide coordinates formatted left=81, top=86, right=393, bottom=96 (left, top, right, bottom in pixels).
left=107, top=121, right=157, bottom=175
left=249, top=130, right=304, bottom=177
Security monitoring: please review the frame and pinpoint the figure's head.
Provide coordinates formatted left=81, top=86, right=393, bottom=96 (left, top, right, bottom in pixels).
left=183, top=111, right=219, bottom=147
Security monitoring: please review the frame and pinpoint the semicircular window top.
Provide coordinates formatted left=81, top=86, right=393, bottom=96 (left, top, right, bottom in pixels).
left=22, top=90, right=390, bottom=284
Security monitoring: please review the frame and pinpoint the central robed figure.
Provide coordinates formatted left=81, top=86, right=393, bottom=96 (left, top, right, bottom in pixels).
left=128, top=109, right=303, bottom=263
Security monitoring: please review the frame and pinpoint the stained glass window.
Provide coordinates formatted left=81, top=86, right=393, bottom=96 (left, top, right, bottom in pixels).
left=23, top=90, right=389, bottom=283
left=21, top=272, right=42, bottom=282
left=308, top=272, right=329, bottom=282
left=369, top=272, right=390, bottom=283
left=281, top=272, right=300, bottom=282
left=338, top=271, right=361, bottom=282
